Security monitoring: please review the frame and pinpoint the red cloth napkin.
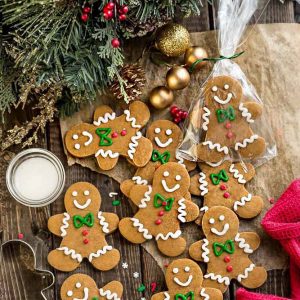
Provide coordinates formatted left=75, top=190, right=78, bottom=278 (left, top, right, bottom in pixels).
left=237, top=179, right=300, bottom=300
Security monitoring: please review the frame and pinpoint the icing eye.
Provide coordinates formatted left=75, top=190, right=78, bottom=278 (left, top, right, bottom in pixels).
left=67, top=290, right=73, bottom=297
left=75, top=282, right=81, bottom=288
left=209, top=218, right=215, bottom=224
left=155, top=128, right=161, bottom=134
left=84, top=190, right=90, bottom=196
left=72, top=191, right=78, bottom=197
left=224, top=84, right=229, bottom=90
left=175, top=175, right=181, bottom=181
left=74, top=143, right=80, bottom=150
left=72, top=134, right=79, bottom=140
left=166, top=129, right=172, bottom=136
left=163, top=171, right=170, bottom=177
left=173, top=268, right=179, bottom=274
left=212, top=86, right=218, bottom=92
left=219, top=215, right=225, bottom=221
left=184, top=266, right=190, bottom=272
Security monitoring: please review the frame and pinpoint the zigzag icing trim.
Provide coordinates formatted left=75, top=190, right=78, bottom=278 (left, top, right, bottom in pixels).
left=203, top=141, right=229, bottom=154
left=239, top=103, right=254, bottom=123
left=124, top=110, right=141, bottom=128
left=163, top=292, right=170, bottom=300
left=200, top=206, right=209, bottom=213
left=128, top=131, right=142, bottom=159
left=131, top=218, right=153, bottom=239
left=235, top=134, right=258, bottom=151
left=93, top=112, right=116, bottom=126
left=60, top=213, right=70, bottom=237
left=229, top=164, right=246, bottom=184
left=235, top=233, right=254, bottom=254
left=175, top=152, right=185, bottom=165
left=233, top=194, right=252, bottom=211
left=99, top=288, right=120, bottom=300
left=177, top=198, right=187, bottom=223
left=95, top=149, right=119, bottom=159
left=156, top=230, right=182, bottom=241
left=88, top=245, right=113, bottom=262
left=199, top=172, right=208, bottom=196
left=237, top=263, right=256, bottom=282
left=202, top=239, right=210, bottom=263
left=132, top=176, right=148, bottom=185
left=98, top=211, right=109, bottom=233
left=138, top=186, right=152, bottom=208
left=57, top=247, right=82, bottom=262
left=200, top=288, right=210, bottom=300
left=204, top=273, right=230, bottom=286
left=202, top=107, right=211, bottom=131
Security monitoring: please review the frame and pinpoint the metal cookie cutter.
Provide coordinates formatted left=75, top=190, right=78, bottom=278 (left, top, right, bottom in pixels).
left=1, top=239, right=55, bottom=300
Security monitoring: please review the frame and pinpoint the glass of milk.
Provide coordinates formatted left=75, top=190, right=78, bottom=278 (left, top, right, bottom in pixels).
left=6, top=148, right=65, bottom=207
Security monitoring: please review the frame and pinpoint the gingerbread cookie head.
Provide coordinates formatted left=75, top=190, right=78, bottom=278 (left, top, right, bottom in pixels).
left=202, top=206, right=239, bottom=241
left=152, top=162, right=190, bottom=197
left=204, top=76, right=243, bottom=107
left=64, top=182, right=101, bottom=214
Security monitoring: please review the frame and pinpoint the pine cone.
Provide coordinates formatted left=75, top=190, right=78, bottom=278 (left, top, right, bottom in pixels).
left=110, top=64, right=146, bottom=103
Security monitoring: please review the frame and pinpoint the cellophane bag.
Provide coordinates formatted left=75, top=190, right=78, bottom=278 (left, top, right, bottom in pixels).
left=177, top=0, right=277, bottom=168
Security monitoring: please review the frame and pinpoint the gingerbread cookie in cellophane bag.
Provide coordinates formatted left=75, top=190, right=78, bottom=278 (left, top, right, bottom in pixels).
left=177, top=0, right=276, bottom=168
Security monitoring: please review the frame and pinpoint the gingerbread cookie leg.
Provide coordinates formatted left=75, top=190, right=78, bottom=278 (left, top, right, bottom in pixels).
left=99, top=281, right=123, bottom=300
left=151, top=292, right=166, bottom=300
left=196, top=142, right=227, bottom=163
left=202, top=276, right=229, bottom=294
left=156, top=236, right=186, bottom=257
left=120, top=179, right=136, bottom=198
left=235, top=135, right=266, bottom=159
left=48, top=248, right=81, bottom=272
left=201, top=287, right=223, bottom=300
left=89, top=246, right=120, bottom=271
left=95, top=152, right=119, bottom=170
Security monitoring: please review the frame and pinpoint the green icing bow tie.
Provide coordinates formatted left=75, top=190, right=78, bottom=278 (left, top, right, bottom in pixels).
left=210, top=169, right=229, bottom=185
left=73, top=212, right=94, bottom=229
left=216, top=105, right=236, bottom=123
left=213, top=239, right=235, bottom=257
left=95, top=127, right=113, bottom=146
left=175, top=292, right=194, bottom=300
left=151, top=149, right=171, bottom=164
left=153, top=193, right=174, bottom=211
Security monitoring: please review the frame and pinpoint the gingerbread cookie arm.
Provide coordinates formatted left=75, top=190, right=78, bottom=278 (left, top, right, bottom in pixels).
left=200, top=287, right=223, bottom=300
left=151, top=292, right=167, bottom=300
left=231, top=162, right=255, bottom=182
left=129, top=136, right=153, bottom=167
left=129, top=184, right=153, bottom=207
left=189, top=173, right=201, bottom=196
left=236, top=232, right=261, bottom=251
left=100, top=212, right=119, bottom=234
left=181, top=199, right=200, bottom=222
left=189, top=239, right=210, bottom=262
left=127, top=100, right=150, bottom=127
left=93, top=105, right=114, bottom=123
left=48, top=213, right=67, bottom=237
left=99, top=281, right=123, bottom=300
left=240, top=101, right=263, bottom=120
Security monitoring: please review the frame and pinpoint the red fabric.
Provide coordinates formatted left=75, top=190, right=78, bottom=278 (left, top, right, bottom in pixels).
left=236, top=288, right=289, bottom=300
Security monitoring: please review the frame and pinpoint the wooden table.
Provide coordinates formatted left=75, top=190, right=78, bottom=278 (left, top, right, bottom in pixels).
left=0, top=1, right=298, bottom=299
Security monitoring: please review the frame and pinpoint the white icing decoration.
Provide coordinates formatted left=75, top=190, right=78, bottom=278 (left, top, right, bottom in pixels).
left=164, top=171, right=169, bottom=177
left=132, top=176, right=148, bottom=185
left=82, top=131, right=93, bottom=146
left=98, top=211, right=109, bottom=233
left=154, top=136, right=173, bottom=148
left=73, top=198, right=92, bottom=210
left=204, top=273, right=230, bottom=286
left=199, top=172, right=208, bottom=196
left=72, top=191, right=78, bottom=196
left=93, top=112, right=116, bottom=126
left=212, top=86, right=218, bottom=92
left=162, top=179, right=180, bottom=193
left=229, top=164, right=246, bottom=184
left=109, top=192, right=118, bottom=197
left=173, top=268, right=179, bottom=274
left=124, top=110, right=141, bottom=128
left=166, top=129, right=172, bottom=136
left=177, top=198, right=187, bottom=223
left=76, top=282, right=81, bottom=288
left=163, top=292, right=171, bottom=300
left=200, top=288, right=210, bottom=300
left=202, top=107, right=211, bottom=131
left=202, top=239, right=210, bottom=263
left=88, top=245, right=113, bottom=262
left=206, top=160, right=225, bottom=167
left=154, top=128, right=161, bottom=134
left=213, top=92, right=233, bottom=105
left=83, top=190, right=90, bottom=196
left=239, top=103, right=254, bottom=123
left=128, top=131, right=142, bottom=159
left=235, top=233, right=254, bottom=254
left=200, top=206, right=209, bottom=212
left=203, top=141, right=229, bottom=155
left=185, top=266, right=190, bottom=272
left=95, top=149, right=119, bottom=159
left=176, top=175, right=181, bottom=181
left=235, top=134, right=259, bottom=151
left=131, top=218, right=153, bottom=239
left=57, top=247, right=82, bottom=262
left=155, top=230, right=181, bottom=241
left=209, top=218, right=215, bottom=224
left=233, top=194, right=252, bottom=211
left=174, top=275, right=193, bottom=287
left=219, top=215, right=225, bottom=221
left=99, top=288, right=120, bottom=300
left=211, top=223, right=230, bottom=236
left=175, top=152, right=185, bottom=165
left=72, top=134, right=79, bottom=140
left=237, top=263, right=256, bottom=282
left=74, top=144, right=80, bottom=150
left=74, top=287, right=89, bottom=300
left=60, top=213, right=70, bottom=237
left=224, top=84, right=229, bottom=90
left=67, top=290, right=73, bottom=296
left=138, top=186, right=152, bottom=208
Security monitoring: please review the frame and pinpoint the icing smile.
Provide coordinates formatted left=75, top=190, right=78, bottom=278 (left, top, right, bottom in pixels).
left=162, top=180, right=180, bottom=193
left=73, top=199, right=92, bottom=210
left=174, top=275, right=193, bottom=287
left=154, top=137, right=173, bottom=148
left=211, top=223, right=230, bottom=236
left=75, top=287, right=89, bottom=300
left=213, top=93, right=233, bottom=105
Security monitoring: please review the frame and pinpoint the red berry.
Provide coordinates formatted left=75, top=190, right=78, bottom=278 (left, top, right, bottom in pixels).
left=182, top=111, right=188, bottom=119
left=155, top=219, right=162, bottom=225
left=224, top=255, right=231, bottom=263
left=18, top=233, right=24, bottom=239
left=83, top=6, right=91, bottom=13
left=226, top=265, right=233, bottom=272
left=107, top=2, right=115, bottom=9
left=122, top=5, right=129, bottom=13
left=103, top=6, right=109, bottom=13
left=175, top=111, right=182, bottom=118
left=119, top=14, right=126, bottom=21
left=170, top=106, right=179, bottom=115
left=81, top=13, right=89, bottom=22
left=111, top=38, right=120, bottom=48
left=106, top=10, right=113, bottom=18
left=174, top=117, right=181, bottom=124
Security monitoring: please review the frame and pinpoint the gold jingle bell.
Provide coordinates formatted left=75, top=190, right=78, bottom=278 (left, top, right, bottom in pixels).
left=149, top=86, right=174, bottom=109
left=184, top=46, right=208, bottom=71
left=166, top=66, right=191, bottom=90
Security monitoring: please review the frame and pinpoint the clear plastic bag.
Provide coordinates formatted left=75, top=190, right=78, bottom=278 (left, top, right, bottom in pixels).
left=177, top=0, right=277, bottom=168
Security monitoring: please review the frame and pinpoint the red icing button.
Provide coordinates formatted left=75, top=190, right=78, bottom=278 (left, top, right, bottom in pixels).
left=223, top=192, right=230, bottom=198
left=155, top=219, right=162, bottom=225
left=226, top=265, right=233, bottom=272
left=112, top=132, right=118, bottom=138
left=121, top=130, right=127, bottom=136
left=226, top=131, right=234, bottom=139
left=225, top=122, right=232, bottom=129
left=83, top=238, right=89, bottom=244
left=82, top=230, right=89, bottom=236
left=224, top=256, right=231, bottom=263
left=220, top=184, right=227, bottom=191
left=162, top=201, right=167, bottom=206
left=158, top=211, right=164, bottom=217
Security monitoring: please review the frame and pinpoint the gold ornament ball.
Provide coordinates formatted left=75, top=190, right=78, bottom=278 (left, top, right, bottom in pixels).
left=156, top=24, right=190, bottom=57
left=184, top=46, right=208, bottom=70
left=149, top=86, right=174, bottom=109
left=166, top=66, right=191, bottom=90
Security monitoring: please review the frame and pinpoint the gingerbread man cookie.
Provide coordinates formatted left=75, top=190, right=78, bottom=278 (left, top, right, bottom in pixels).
left=151, top=259, right=223, bottom=300
left=61, top=273, right=123, bottom=300
left=48, top=182, right=120, bottom=272
left=65, top=101, right=153, bottom=170
left=195, top=76, right=266, bottom=163
left=119, top=162, right=199, bottom=257
left=189, top=160, right=264, bottom=218
left=189, top=206, right=267, bottom=293
left=121, top=120, right=195, bottom=197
